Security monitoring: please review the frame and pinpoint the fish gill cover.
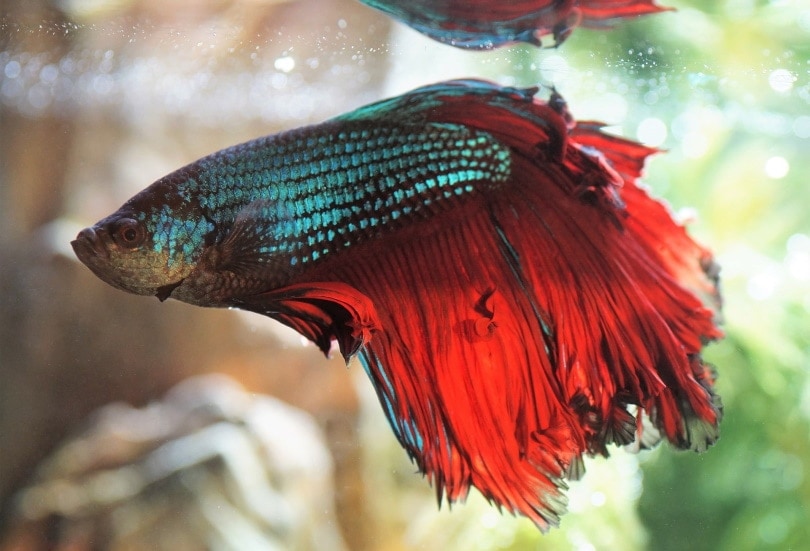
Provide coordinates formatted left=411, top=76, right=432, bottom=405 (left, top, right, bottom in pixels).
left=72, top=78, right=723, bottom=531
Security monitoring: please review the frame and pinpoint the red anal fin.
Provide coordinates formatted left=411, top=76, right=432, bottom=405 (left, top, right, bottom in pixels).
left=235, top=282, right=380, bottom=361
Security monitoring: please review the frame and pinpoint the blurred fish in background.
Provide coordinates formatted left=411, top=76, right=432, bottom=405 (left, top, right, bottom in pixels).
left=358, top=0, right=670, bottom=49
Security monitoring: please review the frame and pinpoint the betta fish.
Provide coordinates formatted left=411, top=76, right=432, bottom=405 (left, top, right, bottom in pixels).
left=359, top=0, right=671, bottom=49
left=72, top=79, right=722, bottom=530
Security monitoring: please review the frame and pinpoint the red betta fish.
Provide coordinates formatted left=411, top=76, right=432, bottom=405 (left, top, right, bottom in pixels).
left=359, top=0, right=671, bottom=49
left=72, top=80, right=723, bottom=530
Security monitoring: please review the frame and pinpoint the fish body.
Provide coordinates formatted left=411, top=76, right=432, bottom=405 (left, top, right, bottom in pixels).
left=73, top=80, right=722, bottom=530
left=359, top=0, right=671, bottom=49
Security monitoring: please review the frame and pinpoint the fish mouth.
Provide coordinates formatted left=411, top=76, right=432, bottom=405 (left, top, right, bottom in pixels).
left=71, top=226, right=110, bottom=263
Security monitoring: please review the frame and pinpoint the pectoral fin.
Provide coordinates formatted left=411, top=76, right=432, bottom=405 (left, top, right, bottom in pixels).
left=214, top=199, right=293, bottom=277
left=235, top=282, right=381, bottom=362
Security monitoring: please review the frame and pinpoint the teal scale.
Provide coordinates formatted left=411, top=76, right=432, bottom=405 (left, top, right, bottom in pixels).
left=183, top=122, right=512, bottom=267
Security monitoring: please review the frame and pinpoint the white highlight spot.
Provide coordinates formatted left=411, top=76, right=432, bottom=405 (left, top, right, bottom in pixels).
left=598, top=92, right=628, bottom=125
left=274, top=55, right=295, bottom=73
left=793, top=116, right=810, bottom=139
left=637, top=117, right=668, bottom=147
left=480, top=509, right=500, bottom=529
left=539, top=54, right=570, bottom=86
left=747, top=271, right=780, bottom=300
left=764, top=156, right=789, bottom=179
left=800, top=10, right=810, bottom=33
left=681, top=132, right=708, bottom=159
left=4, top=60, right=21, bottom=79
left=786, top=233, right=810, bottom=282
left=768, top=69, right=796, bottom=93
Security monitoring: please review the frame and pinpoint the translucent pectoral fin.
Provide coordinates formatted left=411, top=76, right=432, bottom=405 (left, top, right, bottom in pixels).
left=236, top=282, right=381, bottom=361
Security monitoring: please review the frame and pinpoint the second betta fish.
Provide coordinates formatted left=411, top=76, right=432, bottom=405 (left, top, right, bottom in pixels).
left=73, top=80, right=723, bottom=530
left=359, top=0, right=671, bottom=49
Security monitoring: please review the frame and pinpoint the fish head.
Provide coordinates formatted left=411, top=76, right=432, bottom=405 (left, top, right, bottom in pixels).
left=71, top=188, right=211, bottom=301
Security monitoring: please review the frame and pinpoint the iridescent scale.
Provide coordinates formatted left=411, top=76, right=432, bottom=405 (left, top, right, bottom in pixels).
left=192, top=122, right=512, bottom=266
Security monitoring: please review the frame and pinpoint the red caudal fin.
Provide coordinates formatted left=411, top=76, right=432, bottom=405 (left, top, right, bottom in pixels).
left=319, top=80, right=723, bottom=529
left=570, top=122, right=723, bottom=318
left=358, top=0, right=670, bottom=49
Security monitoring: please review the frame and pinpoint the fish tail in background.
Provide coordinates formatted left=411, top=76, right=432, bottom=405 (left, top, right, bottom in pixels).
left=578, top=0, right=673, bottom=29
left=357, top=0, right=671, bottom=49
left=331, top=81, right=722, bottom=529
left=358, top=0, right=578, bottom=48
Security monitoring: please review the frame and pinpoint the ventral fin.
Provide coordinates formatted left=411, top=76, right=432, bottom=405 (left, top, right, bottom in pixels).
left=235, top=282, right=381, bottom=362
left=215, top=199, right=292, bottom=276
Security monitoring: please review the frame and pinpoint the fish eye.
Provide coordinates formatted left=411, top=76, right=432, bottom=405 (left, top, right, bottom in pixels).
left=112, top=218, right=145, bottom=249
